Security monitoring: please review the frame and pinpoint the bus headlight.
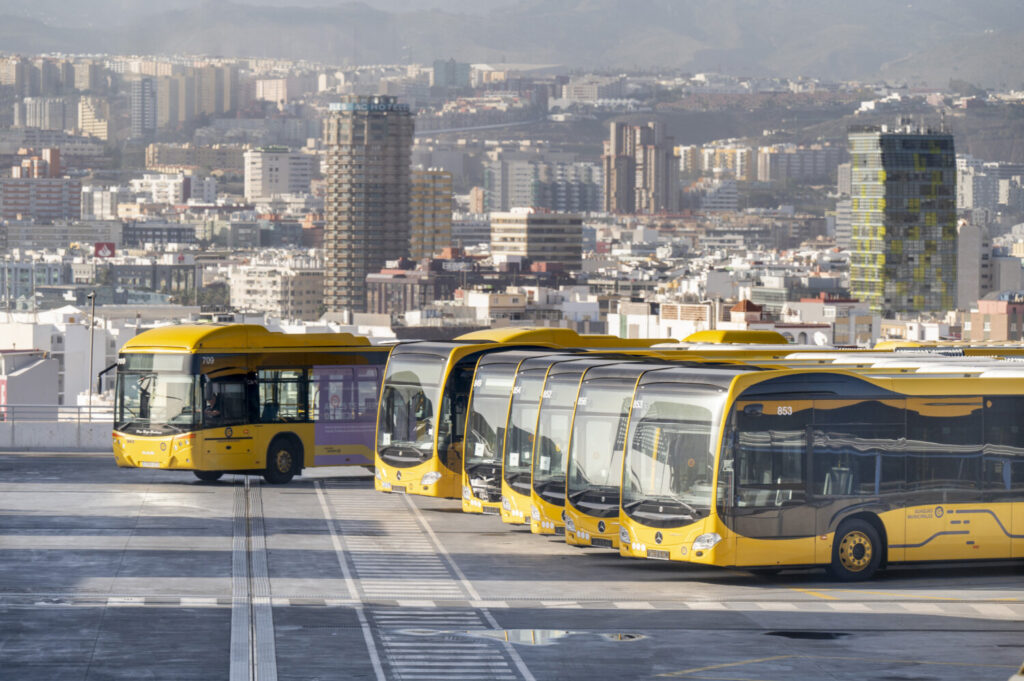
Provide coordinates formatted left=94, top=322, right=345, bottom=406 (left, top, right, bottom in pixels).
left=421, top=472, right=442, bottom=486
left=692, top=533, right=722, bottom=551
left=565, top=517, right=576, bottom=533
left=462, top=485, right=471, bottom=499
left=619, top=528, right=630, bottom=544
left=501, top=496, right=510, bottom=511
left=531, top=507, right=540, bottom=522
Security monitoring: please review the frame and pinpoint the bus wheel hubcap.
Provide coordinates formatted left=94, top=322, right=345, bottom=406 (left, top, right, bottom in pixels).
left=276, top=451, right=291, bottom=472
left=839, top=530, right=872, bottom=571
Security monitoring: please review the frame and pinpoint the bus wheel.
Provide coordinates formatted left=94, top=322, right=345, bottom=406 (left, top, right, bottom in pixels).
left=264, top=439, right=298, bottom=484
left=193, top=470, right=223, bottom=482
left=828, top=519, right=881, bottom=582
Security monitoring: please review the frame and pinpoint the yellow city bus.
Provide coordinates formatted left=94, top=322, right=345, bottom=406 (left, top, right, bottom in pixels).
left=564, top=363, right=675, bottom=549
left=617, top=365, right=1024, bottom=580
left=112, top=324, right=389, bottom=483
left=499, top=354, right=589, bottom=524
left=374, top=328, right=663, bottom=499
left=462, top=350, right=571, bottom=514
left=529, top=358, right=627, bottom=535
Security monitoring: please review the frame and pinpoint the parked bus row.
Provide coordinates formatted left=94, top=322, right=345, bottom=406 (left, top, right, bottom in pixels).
left=111, top=324, right=1024, bottom=580
left=374, top=339, right=1024, bottom=581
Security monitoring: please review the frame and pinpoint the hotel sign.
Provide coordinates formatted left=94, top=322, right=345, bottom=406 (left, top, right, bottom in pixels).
left=329, top=100, right=410, bottom=113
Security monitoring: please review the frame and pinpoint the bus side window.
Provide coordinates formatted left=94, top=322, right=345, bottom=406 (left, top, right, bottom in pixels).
left=733, top=402, right=810, bottom=507
left=983, top=396, right=1024, bottom=500
left=812, top=399, right=905, bottom=498
left=204, top=376, right=247, bottom=427
left=355, top=367, right=382, bottom=423
left=258, top=369, right=307, bottom=423
left=906, top=398, right=983, bottom=502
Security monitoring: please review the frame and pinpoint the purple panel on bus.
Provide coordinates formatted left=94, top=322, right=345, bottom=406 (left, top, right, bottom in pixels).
left=312, top=365, right=383, bottom=462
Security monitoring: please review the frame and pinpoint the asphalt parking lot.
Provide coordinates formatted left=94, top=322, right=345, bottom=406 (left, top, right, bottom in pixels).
left=1, top=452, right=1022, bottom=680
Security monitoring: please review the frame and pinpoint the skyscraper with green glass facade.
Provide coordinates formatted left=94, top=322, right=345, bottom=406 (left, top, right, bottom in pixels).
left=848, top=124, right=956, bottom=315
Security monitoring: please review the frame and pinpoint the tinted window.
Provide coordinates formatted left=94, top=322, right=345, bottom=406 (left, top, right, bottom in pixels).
left=983, top=396, right=1024, bottom=499
left=733, top=401, right=810, bottom=508
left=812, top=399, right=905, bottom=498
left=906, top=398, right=982, bottom=496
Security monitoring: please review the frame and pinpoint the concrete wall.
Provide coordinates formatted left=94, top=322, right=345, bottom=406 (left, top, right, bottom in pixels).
left=0, top=421, right=110, bottom=451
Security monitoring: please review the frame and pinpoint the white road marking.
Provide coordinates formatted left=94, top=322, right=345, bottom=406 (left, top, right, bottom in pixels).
left=314, top=480, right=386, bottom=681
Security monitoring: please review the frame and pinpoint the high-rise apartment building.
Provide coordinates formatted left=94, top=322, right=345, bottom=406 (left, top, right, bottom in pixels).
left=848, top=124, right=956, bottom=314
left=156, top=74, right=196, bottom=130
left=602, top=121, right=679, bottom=214
left=757, top=143, right=844, bottom=183
left=78, top=97, right=111, bottom=141
left=322, top=95, right=414, bottom=314
left=410, top=169, right=453, bottom=260
left=130, top=77, right=156, bottom=139
left=484, top=153, right=603, bottom=213
left=14, top=97, right=71, bottom=131
left=73, top=60, right=103, bottom=92
left=244, top=147, right=316, bottom=202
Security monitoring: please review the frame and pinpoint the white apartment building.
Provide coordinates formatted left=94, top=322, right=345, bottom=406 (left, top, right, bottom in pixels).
left=81, top=186, right=130, bottom=220
left=128, top=173, right=189, bottom=204
left=230, top=264, right=324, bottom=321
left=243, top=147, right=315, bottom=202
left=0, top=307, right=117, bottom=405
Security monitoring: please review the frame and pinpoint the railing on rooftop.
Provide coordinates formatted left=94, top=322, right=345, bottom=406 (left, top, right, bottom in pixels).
left=0, top=404, right=113, bottom=424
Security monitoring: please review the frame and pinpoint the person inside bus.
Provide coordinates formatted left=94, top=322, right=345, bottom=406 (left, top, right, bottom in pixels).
left=413, top=393, right=433, bottom=440
left=204, top=394, right=222, bottom=424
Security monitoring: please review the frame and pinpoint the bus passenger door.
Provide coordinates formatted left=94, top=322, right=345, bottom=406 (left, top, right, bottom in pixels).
left=731, top=400, right=815, bottom=567
left=202, top=375, right=254, bottom=469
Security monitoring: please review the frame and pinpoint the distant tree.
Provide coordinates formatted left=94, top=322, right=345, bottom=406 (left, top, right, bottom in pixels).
left=949, top=79, right=987, bottom=98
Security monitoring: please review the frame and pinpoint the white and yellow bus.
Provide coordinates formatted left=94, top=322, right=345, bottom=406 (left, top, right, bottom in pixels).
left=564, top=363, right=675, bottom=549
left=462, top=350, right=570, bottom=514
left=617, top=365, right=1024, bottom=580
left=529, top=358, right=625, bottom=535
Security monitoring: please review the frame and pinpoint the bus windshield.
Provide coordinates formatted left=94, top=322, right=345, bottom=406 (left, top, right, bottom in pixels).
left=503, top=372, right=545, bottom=495
left=116, top=370, right=200, bottom=435
left=532, top=374, right=581, bottom=503
left=621, top=385, right=726, bottom=527
left=377, top=354, right=445, bottom=466
left=566, top=380, right=633, bottom=517
left=465, top=366, right=516, bottom=498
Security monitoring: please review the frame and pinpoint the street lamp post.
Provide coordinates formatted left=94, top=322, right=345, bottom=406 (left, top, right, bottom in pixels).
left=87, top=292, right=95, bottom=418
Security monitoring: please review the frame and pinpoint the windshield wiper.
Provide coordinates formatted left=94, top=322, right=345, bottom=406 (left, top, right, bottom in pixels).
left=650, top=496, right=699, bottom=517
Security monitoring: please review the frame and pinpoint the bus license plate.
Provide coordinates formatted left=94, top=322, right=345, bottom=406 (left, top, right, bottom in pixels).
left=482, top=506, right=499, bottom=515
left=140, top=462, right=160, bottom=468
left=646, top=549, right=670, bottom=560
left=591, top=538, right=613, bottom=548
left=554, top=526, right=565, bottom=536
left=390, top=485, right=406, bottom=494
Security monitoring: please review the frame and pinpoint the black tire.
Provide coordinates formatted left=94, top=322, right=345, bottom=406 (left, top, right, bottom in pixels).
left=828, top=518, right=882, bottom=582
left=193, top=470, right=223, bottom=482
left=263, top=438, right=299, bottom=484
